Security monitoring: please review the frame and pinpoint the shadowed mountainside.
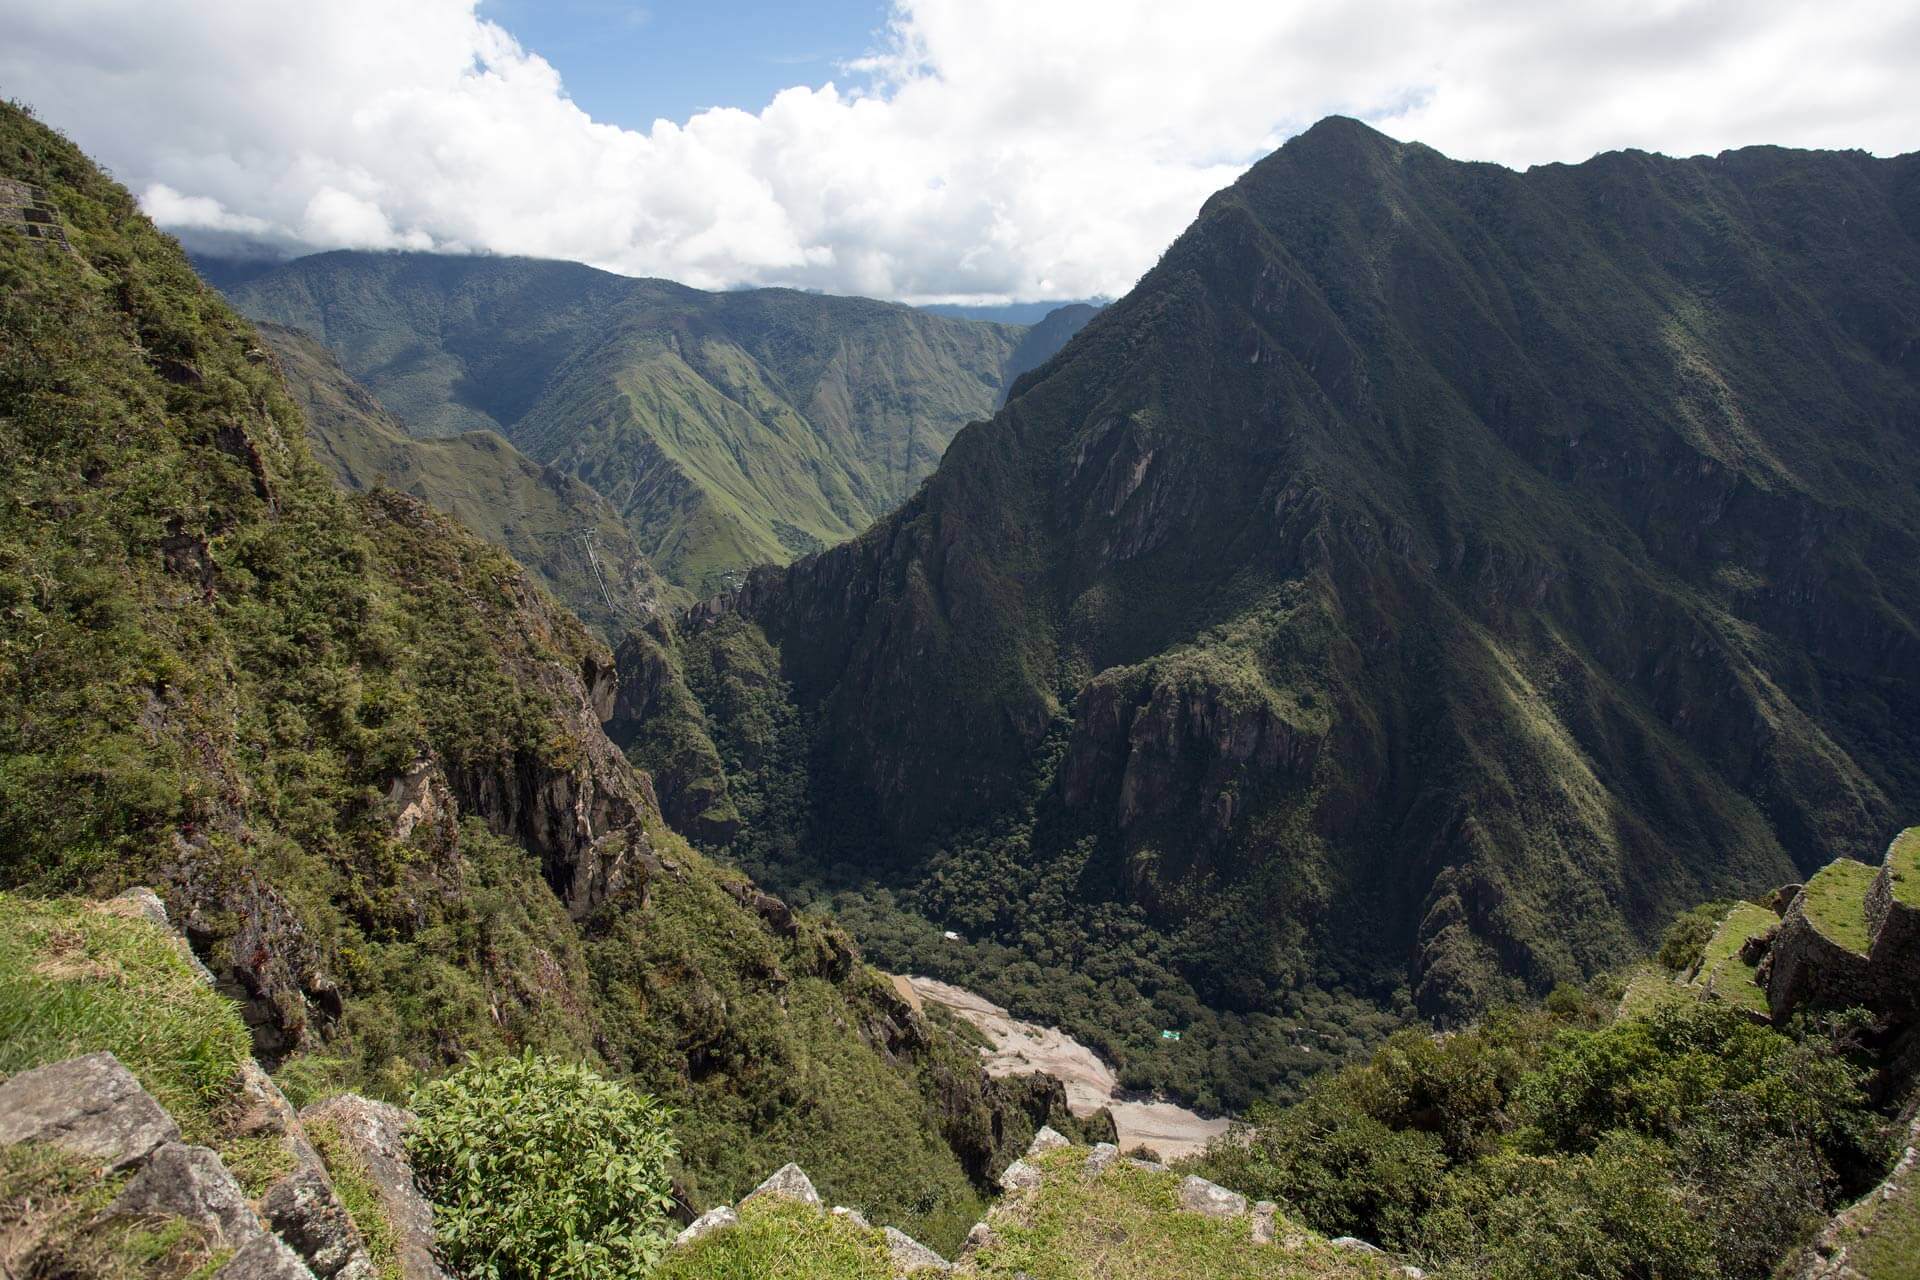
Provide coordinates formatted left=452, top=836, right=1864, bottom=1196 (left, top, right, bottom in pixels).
left=635, top=118, right=1920, bottom=1046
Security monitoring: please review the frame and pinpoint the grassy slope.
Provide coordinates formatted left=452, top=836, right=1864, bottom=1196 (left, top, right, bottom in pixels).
left=0, top=893, right=266, bottom=1280
left=676, top=116, right=1920, bottom=1078
left=653, top=1153, right=1399, bottom=1280
left=1691, top=901, right=1775, bottom=1014
left=1889, top=828, right=1920, bottom=907
left=0, top=102, right=1029, bottom=1247
left=1800, top=859, right=1880, bottom=954
left=0, top=894, right=250, bottom=1144
left=261, top=319, right=682, bottom=637
left=223, top=254, right=1021, bottom=593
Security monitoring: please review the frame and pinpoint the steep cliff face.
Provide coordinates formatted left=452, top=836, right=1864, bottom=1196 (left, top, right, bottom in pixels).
left=689, top=118, right=1920, bottom=1023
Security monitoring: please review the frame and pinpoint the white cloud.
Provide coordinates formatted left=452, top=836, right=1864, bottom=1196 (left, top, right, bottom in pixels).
left=2, top=0, right=1916, bottom=303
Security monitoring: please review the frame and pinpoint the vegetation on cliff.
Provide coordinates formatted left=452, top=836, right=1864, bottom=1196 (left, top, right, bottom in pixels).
left=0, top=100, right=1059, bottom=1248
left=262, top=320, right=678, bottom=639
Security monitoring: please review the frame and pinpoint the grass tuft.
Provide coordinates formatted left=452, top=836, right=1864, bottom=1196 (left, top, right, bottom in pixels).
left=649, top=1199, right=894, bottom=1280
left=0, top=893, right=250, bottom=1143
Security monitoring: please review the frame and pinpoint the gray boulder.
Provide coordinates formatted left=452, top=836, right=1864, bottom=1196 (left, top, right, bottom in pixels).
left=262, top=1168, right=375, bottom=1280
left=998, top=1159, right=1043, bottom=1193
left=1177, top=1174, right=1248, bottom=1219
left=301, top=1094, right=448, bottom=1280
left=1025, top=1126, right=1070, bottom=1157
left=1332, top=1236, right=1386, bottom=1255
left=830, top=1205, right=872, bottom=1228
left=674, top=1205, right=738, bottom=1245
left=742, top=1162, right=821, bottom=1207
left=956, top=1221, right=998, bottom=1258
left=111, top=1142, right=260, bottom=1246
left=884, top=1226, right=951, bottom=1274
left=1082, top=1142, right=1119, bottom=1178
left=0, top=1052, right=179, bottom=1171
left=216, top=1231, right=319, bottom=1280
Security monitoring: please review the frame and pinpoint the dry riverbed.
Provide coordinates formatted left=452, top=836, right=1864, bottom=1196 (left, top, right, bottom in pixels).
left=902, top=975, right=1232, bottom=1160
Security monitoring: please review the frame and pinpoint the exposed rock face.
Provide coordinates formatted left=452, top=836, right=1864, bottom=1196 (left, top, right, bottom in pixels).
left=438, top=633, right=659, bottom=917
left=606, top=624, right=740, bottom=845
left=1176, top=1174, right=1249, bottom=1219
left=156, top=852, right=343, bottom=1064
left=674, top=1205, right=738, bottom=1246
left=217, top=1232, right=318, bottom=1280
left=0, top=1052, right=179, bottom=1171
left=1061, top=664, right=1322, bottom=848
left=884, top=1225, right=952, bottom=1274
left=742, top=1162, right=822, bottom=1207
left=300, top=1096, right=449, bottom=1280
left=111, top=1143, right=261, bottom=1247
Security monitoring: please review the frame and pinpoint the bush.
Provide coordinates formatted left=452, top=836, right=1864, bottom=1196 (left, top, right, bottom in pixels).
left=1655, top=901, right=1732, bottom=973
left=407, top=1053, right=677, bottom=1280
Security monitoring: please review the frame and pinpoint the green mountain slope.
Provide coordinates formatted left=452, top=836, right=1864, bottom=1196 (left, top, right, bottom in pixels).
left=0, top=102, right=1072, bottom=1247
left=626, top=119, right=1920, bottom=1101
left=222, top=252, right=1022, bottom=591
left=260, top=319, right=679, bottom=638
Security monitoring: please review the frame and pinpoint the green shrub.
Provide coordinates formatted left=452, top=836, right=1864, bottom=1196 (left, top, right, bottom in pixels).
left=1416, top=1134, right=1712, bottom=1280
left=1655, top=901, right=1733, bottom=973
left=407, top=1053, right=676, bottom=1280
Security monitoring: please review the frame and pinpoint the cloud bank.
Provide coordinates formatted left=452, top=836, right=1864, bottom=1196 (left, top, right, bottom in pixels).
left=2, top=0, right=1916, bottom=303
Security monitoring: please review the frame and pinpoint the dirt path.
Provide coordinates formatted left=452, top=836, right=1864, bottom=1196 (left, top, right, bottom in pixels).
left=904, top=975, right=1232, bottom=1160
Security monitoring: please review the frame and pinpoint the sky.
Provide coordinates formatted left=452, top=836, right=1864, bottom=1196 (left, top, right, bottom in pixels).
left=1, top=0, right=1917, bottom=305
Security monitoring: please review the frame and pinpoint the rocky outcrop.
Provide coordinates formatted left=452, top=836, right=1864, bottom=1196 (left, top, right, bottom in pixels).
left=606, top=623, right=740, bottom=846
left=113, top=1142, right=263, bottom=1248
left=1061, top=662, right=1323, bottom=849
left=674, top=1205, right=738, bottom=1246
left=154, top=848, right=343, bottom=1064
left=0, top=1050, right=322, bottom=1279
left=741, top=1162, right=821, bottom=1207
left=1176, top=1173, right=1248, bottom=1219
left=885, top=1225, right=953, bottom=1274
left=1754, top=832, right=1920, bottom=1022
left=0, top=1052, right=179, bottom=1172
left=300, top=1095, right=449, bottom=1280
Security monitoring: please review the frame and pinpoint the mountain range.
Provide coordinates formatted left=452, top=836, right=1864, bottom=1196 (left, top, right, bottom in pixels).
left=220, top=253, right=1043, bottom=594
left=613, top=116, right=1920, bottom=1078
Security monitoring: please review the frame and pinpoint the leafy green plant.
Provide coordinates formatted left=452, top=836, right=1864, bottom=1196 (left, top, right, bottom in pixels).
left=407, top=1053, right=677, bottom=1280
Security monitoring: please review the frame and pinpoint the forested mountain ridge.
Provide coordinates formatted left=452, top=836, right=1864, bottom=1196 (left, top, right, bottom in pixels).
left=260, top=319, right=679, bottom=638
left=638, top=117, right=1920, bottom=1063
left=221, top=252, right=1023, bottom=592
left=0, top=101, right=1079, bottom=1246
